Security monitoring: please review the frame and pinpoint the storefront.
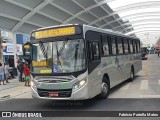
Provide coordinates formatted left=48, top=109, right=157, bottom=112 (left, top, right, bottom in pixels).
left=2, top=43, right=23, bottom=67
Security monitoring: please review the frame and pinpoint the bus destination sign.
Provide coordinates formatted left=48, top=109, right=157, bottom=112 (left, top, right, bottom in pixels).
left=34, top=26, right=76, bottom=39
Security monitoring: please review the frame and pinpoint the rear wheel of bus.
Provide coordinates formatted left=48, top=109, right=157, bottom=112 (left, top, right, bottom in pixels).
left=128, top=67, right=135, bottom=82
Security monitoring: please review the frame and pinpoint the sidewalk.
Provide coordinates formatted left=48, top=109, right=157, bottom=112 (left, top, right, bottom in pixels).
left=0, top=77, right=21, bottom=91
left=0, top=77, right=31, bottom=100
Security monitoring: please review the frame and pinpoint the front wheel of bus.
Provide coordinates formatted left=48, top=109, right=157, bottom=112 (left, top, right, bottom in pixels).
left=98, top=77, right=110, bottom=99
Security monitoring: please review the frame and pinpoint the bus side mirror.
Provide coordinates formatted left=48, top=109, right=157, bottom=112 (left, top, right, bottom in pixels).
left=23, top=43, right=31, bottom=61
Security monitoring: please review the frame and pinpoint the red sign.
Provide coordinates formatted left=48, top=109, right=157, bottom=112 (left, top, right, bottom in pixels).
left=49, top=92, right=58, bottom=97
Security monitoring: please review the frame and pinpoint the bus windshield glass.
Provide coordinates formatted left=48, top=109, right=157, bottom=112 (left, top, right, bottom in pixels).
left=32, top=39, right=86, bottom=74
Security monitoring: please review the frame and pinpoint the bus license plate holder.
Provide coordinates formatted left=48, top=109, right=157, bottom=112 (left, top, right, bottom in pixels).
left=49, top=92, right=59, bottom=97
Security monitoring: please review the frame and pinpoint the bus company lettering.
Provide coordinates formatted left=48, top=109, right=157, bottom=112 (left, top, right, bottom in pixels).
left=35, top=27, right=75, bottom=39
left=12, top=112, right=42, bottom=118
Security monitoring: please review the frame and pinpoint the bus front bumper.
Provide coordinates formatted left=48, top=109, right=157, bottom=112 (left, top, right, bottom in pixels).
left=31, top=83, right=89, bottom=100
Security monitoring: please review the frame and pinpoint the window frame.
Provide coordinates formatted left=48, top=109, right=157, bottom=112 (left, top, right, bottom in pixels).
left=87, top=41, right=101, bottom=61
left=132, top=40, right=136, bottom=53
left=135, top=40, right=139, bottom=53
left=123, top=38, right=130, bottom=54
left=129, top=39, right=133, bottom=54
left=111, top=36, right=118, bottom=56
left=137, top=40, right=141, bottom=53
left=117, top=37, right=124, bottom=55
left=101, top=35, right=111, bottom=57
left=87, top=41, right=93, bottom=61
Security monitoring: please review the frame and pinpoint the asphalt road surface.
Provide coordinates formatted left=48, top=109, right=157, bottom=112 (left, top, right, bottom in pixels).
left=0, top=98, right=160, bottom=120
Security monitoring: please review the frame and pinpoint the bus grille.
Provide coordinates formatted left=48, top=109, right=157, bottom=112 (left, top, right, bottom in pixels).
left=37, top=88, right=72, bottom=98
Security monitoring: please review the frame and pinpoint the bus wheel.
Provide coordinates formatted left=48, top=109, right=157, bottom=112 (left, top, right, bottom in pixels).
left=98, top=77, right=110, bottom=99
left=128, top=67, right=134, bottom=82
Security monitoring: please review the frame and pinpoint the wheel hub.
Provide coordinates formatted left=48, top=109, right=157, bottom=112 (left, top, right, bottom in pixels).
left=102, top=83, right=108, bottom=95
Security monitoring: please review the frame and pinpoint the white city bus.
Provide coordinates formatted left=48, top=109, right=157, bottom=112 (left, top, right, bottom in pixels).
left=23, top=24, right=142, bottom=100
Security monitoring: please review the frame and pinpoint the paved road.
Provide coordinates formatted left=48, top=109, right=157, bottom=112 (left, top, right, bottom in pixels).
left=0, top=98, right=160, bottom=111
left=0, top=98, right=160, bottom=119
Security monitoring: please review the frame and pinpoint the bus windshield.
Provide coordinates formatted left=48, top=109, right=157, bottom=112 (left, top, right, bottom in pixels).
left=32, top=39, right=86, bottom=74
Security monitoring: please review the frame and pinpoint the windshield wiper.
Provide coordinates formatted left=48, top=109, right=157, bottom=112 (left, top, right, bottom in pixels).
left=58, top=40, right=68, bottom=56
left=39, top=42, right=48, bottom=61
left=74, top=42, right=79, bottom=71
left=46, top=46, right=48, bottom=61
left=56, top=42, right=63, bottom=70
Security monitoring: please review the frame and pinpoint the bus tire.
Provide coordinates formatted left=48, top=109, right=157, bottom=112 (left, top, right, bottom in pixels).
left=98, top=77, right=110, bottom=99
left=128, top=67, right=134, bottom=82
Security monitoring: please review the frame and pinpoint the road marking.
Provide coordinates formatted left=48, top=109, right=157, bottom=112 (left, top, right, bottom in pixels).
left=140, top=95, right=160, bottom=98
left=140, top=80, right=148, bottom=90
left=120, top=83, right=131, bottom=90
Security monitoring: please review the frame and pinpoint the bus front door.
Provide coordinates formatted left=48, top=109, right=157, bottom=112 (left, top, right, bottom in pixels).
left=87, top=41, right=102, bottom=97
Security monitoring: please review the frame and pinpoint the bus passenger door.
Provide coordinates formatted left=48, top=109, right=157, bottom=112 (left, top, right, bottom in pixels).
left=87, top=41, right=102, bottom=97
left=23, top=42, right=32, bottom=65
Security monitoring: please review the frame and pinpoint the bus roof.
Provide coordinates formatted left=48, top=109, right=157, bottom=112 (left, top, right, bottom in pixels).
left=83, top=24, right=139, bottom=40
left=32, top=24, right=139, bottom=40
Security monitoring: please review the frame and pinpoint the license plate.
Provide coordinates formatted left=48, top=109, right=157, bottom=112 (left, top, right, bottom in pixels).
left=49, top=92, right=58, bottom=97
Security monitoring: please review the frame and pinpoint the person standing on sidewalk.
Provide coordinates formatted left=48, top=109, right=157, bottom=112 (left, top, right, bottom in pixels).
left=0, top=63, right=5, bottom=85
left=17, top=60, right=24, bottom=82
left=4, top=63, right=10, bottom=83
left=23, top=63, right=31, bottom=87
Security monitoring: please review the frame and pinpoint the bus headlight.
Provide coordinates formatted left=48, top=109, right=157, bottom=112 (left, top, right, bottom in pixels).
left=31, top=81, right=37, bottom=91
left=72, top=78, right=87, bottom=92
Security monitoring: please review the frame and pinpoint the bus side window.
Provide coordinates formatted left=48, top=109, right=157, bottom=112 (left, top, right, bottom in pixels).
left=136, top=40, right=140, bottom=53
left=102, top=35, right=110, bottom=56
left=92, top=42, right=100, bottom=61
left=129, top=40, right=133, bottom=53
left=123, top=39, right=129, bottom=54
left=133, top=40, right=136, bottom=53
left=87, top=41, right=93, bottom=61
left=87, top=41, right=100, bottom=61
left=111, top=37, right=117, bottom=55
left=117, top=38, right=123, bottom=54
